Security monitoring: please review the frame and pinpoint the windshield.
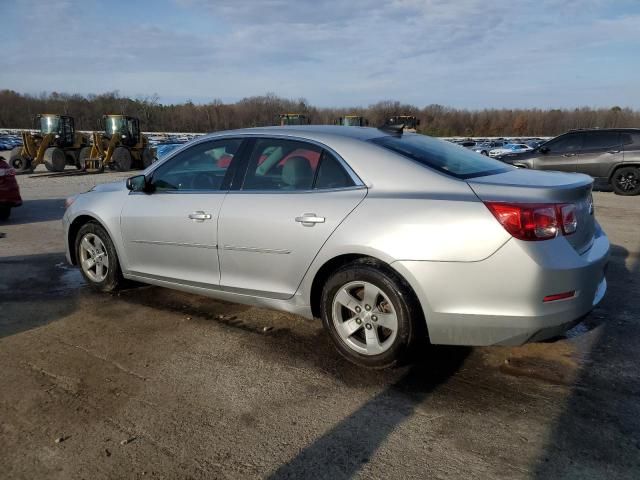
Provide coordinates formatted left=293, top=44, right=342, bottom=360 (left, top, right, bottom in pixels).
left=40, top=116, right=60, bottom=134
left=105, top=116, right=128, bottom=135
left=370, top=134, right=512, bottom=179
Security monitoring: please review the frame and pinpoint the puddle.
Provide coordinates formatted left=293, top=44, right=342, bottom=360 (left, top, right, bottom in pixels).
left=54, top=262, right=86, bottom=292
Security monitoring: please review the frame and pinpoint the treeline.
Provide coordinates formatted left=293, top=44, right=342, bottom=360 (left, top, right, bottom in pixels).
left=1, top=89, right=639, bottom=137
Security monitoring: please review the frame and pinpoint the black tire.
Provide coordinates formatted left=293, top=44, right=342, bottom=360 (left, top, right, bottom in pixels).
left=44, top=147, right=66, bottom=172
left=75, top=222, right=123, bottom=292
left=0, top=205, right=10, bottom=221
left=611, top=166, right=640, bottom=196
left=481, top=150, right=488, bottom=156
left=112, top=147, right=132, bottom=171
left=77, top=146, right=92, bottom=170
left=320, top=260, right=424, bottom=369
left=141, top=147, right=154, bottom=168
left=11, top=154, right=31, bottom=173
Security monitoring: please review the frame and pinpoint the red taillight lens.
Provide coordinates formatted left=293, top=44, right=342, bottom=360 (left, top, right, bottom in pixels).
left=485, top=202, right=560, bottom=241
left=543, top=291, right=575, bottom=302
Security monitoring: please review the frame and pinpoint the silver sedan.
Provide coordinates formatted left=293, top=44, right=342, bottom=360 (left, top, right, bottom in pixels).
left=63, top=126, right=609, bottom=368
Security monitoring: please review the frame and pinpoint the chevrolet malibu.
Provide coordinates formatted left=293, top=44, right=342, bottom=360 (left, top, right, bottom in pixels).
left=63, top=126, right=609, bottom=368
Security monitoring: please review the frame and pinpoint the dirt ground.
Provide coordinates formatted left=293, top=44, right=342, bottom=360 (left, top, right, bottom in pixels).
left=1, top=167, right=639, bottom=479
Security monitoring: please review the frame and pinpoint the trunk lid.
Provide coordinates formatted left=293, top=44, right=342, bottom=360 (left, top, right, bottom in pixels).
left=467, top=169, right=595, bottom=254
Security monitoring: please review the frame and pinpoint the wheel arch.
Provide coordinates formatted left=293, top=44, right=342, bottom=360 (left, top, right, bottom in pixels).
left=67, top=214, right=114, bottom=265
left=308, top=253, right=430, bottom=338
left=608, top=162, right=640, bottom=182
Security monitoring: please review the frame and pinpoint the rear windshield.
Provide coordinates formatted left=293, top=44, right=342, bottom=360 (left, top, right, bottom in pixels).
left=370, top=134, right=512, bottom=179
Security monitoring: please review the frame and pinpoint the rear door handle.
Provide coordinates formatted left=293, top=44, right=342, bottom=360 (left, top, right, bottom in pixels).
left=188, top=211, right=212, bottom=221
left=607, top=150, right=620, bottom=154
left=295, top=213, right=325, bottom=226
left=562, top=153, right=576, bottom=157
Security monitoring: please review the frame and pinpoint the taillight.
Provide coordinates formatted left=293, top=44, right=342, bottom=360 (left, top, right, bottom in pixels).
left=485, top=202, right=578, bottom=241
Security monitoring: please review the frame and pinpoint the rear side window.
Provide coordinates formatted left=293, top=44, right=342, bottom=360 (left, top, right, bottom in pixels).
left=370, top=135, right=511, bottom=179
left=582, top=131, right=621, bottom=151
left=242, top=138, right=355, bottom=191
left=243, top=139, right=322, bottom=190
left=314, top=152, right=354, bottom=189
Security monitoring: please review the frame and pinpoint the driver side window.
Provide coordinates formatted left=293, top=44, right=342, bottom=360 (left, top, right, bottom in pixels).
left=152, top=138, right=243, bottom=191
left=545, top=134, right=584, bottom=154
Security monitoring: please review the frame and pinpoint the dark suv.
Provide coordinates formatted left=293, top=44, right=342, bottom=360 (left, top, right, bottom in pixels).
left=499, top=128, right=640, bottom=195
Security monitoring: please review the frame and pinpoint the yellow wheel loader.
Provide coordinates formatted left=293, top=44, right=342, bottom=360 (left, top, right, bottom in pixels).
left=10, top=114, right=90, bottom=173
left=278, top=113, right=310, bottom=126
left=384, top=115, right=421, bottom=133
left=80, top=115, right=155, bottom=173
left=335, top=115, right=368, bottom=126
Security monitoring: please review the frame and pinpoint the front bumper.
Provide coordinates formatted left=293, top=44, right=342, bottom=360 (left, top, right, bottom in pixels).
left=393, top=226, right=610, bottom=346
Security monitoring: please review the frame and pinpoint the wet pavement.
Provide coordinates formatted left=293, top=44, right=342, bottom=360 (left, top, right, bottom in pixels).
left=1, top=171, right=639, bottom=479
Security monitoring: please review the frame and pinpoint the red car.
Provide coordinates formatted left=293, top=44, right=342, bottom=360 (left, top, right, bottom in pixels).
left=0, top=156, right=22, bottom=221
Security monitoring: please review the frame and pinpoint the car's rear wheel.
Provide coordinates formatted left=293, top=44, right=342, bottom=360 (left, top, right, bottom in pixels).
left=612, top=166, right=640, bottom=196
left=321, top=261, right=422, bottom=368
left=75, top=222, right=122, bottom=292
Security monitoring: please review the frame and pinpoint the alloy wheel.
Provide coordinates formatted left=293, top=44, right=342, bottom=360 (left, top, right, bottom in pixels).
left=331, top=281, right=398, bottom=356
left=79, top=233, right=109, bottom=282
left=616, top=171, right=638, bottom=192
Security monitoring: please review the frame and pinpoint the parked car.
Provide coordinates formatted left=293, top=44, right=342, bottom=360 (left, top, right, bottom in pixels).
left=63, top=126, right=609, bottom=368
left=500, top=128, right=640, bottom=195
left=489, top=143, right=534, bottom=158
left=472, top=141, right=505, bottom=156
left=0, top=156, right=22, bottom=220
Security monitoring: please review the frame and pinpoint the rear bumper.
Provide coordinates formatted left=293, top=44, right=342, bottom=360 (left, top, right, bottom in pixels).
left=392, top=226, right=610, bottom=346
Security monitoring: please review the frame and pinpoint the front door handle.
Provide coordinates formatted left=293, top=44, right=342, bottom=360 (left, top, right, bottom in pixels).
left=295, top=213, right=325, bottom=227
left=188, top=211, right=212, bottom=222
left=562, top=153, right=576, bottom=157
left=607, top=150, right=620, bottom=154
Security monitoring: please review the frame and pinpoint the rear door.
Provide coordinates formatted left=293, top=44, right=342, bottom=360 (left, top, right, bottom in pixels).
left=120, top=137, right=246, bottom=286
left=217, top=137, right=366, bottom=299
left=576, top=131, right=622, bottom=179
left=535, top=133, right=584, bottom=172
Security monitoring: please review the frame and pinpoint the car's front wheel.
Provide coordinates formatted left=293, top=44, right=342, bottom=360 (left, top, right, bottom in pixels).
left=75, top=222, right=123, bottom=292
left=321, top=261, right=423, bottom=368
left=612, top=166, right=640, bottom=196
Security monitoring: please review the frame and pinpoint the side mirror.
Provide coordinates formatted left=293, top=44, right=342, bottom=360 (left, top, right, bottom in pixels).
left=539, top=146, right=550, bottom=154
left=126, top=174, right=152, bottom=193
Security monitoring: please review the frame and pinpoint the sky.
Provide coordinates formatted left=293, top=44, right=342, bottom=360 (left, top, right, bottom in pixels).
left=2, top=0, right=640, bottom=109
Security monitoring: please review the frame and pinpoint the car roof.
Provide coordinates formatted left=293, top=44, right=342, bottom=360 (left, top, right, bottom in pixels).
left=202, top=125, right=390, bottom=143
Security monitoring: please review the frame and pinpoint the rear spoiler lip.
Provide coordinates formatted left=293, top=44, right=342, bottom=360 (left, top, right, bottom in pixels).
left=467, top=171, right=593, bottom=204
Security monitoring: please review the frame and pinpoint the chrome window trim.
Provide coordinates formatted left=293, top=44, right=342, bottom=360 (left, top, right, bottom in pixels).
left=224, top=185, right=367, bottom=195
left=146, top=133, right=365, bottom=188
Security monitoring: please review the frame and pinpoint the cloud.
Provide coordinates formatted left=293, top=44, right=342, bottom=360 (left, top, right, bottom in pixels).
left=1, top=0, right=639, bottom=108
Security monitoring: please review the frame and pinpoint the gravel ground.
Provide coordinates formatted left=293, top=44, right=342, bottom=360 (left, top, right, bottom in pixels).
left=1, top=169, right=639, bottom=479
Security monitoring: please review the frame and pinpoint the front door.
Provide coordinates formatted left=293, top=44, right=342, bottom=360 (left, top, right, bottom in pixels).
left=120, top=137, right=245, bottom=286
left=535, top=132, right=584, bottom=173
left=218, top=137, right=366, bottom=299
